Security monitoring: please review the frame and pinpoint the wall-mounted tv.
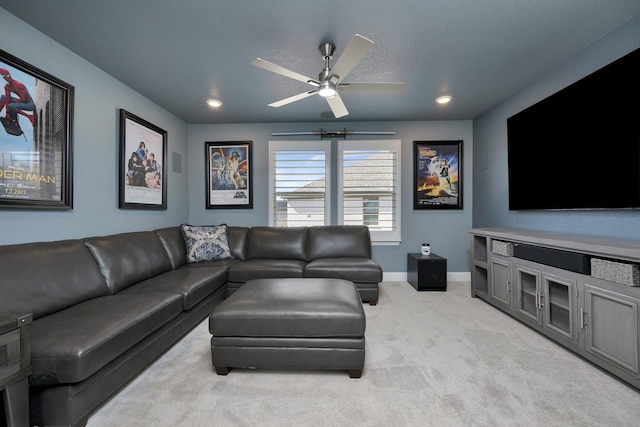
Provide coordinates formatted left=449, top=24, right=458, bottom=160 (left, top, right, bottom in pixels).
left=507, top=46, right=640, bottom=211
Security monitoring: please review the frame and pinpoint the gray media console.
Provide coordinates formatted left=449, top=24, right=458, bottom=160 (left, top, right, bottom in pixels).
left=469, top=227, right=640, bottom=390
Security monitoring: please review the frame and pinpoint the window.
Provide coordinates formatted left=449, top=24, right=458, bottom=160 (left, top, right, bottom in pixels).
left=269, top=139, right=400, bottom=244
left=338, top=140, right=401, bottom=243
left=269, top=141, right=330, bottom=227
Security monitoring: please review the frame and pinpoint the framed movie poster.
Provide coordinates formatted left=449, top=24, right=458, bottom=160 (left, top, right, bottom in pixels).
left=0, top=48, right=74, bottom=209
left=413, top=140, right=463, bottom=210
left=119, top=109, right=167, bottom=209
left=205, top=141, right=252, bottom=209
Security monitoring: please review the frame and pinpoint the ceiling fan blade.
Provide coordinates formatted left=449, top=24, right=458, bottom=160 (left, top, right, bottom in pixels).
left=325, top=93, right=349, bottom=118
left=330, top=34, right=374, bottom=82
left=268, top=90, right=318, bottom=107
left=338, top=82, right=406, bottom=95
left=251, top=58, right=319, bottom=86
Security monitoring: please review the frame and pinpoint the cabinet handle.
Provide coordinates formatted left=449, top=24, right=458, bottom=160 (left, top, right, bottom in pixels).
left=580, top=307, right=585, bottom=329
left=538, top=293, right=544, bottom=308
left=535, top=291, right=540, bottom=309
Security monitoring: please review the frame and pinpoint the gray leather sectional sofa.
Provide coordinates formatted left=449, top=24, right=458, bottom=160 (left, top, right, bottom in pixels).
left=0, top=225, right=381, bottom=427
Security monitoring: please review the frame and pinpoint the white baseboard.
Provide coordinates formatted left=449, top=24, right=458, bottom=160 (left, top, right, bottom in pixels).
left=383, top=271, right=470, bottom=282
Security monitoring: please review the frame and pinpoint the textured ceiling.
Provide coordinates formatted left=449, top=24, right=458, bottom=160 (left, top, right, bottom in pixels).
left=1, top=0, right=639, bottom=124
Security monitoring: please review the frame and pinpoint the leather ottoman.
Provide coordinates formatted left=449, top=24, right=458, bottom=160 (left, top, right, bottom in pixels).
left=209, top=278, right=366, bottom=378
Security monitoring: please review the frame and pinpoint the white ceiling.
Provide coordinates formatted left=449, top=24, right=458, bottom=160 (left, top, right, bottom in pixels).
left=2, top=1, right=639, bottom=124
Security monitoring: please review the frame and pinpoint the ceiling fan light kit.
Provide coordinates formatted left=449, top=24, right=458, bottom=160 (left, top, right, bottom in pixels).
left=252, top=34, right=406, bottom=118
left=318, top=81, right=336, bottom=97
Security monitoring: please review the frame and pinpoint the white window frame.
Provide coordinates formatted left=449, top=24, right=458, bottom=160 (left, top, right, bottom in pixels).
left=268, top=139, right=401, bottom=244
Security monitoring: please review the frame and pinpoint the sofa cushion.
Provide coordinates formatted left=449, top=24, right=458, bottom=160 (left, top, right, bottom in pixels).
left=228, top=259, right=307, bottom=283
left=305, top=258, right=383, bottom=283
left=0, top=239, right=110, bottom=320
left=154, top=226, right=187, bottom=269
left=227, top=226, right=249, bottom=260
left=246, top=226, right=308, bottom=261
left=121, top=264, right=229, bottom=310
left=307, top=225, right=372, bottom=259
left=29, top=291, right=183, bottom=385
left=180, top=224, right=234, bottom=263
left=85, top=231, right=173, bottom=293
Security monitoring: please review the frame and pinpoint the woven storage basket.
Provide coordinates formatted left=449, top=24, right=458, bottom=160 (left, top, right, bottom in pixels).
left=591, top=258, right=640, bottom=287
left=491, top=240, right=514, bottom=257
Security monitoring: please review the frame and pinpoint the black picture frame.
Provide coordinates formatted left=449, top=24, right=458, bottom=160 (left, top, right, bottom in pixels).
left=119, top=109, right=167, bottom=209
left=0, top=48, right=74, bottom=209
left=205, top=141, right=252, bottom=209
left=413, top=140, right=463, bottom=210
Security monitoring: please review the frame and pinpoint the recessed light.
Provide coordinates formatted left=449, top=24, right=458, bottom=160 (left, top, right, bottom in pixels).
left=207, top=99, right=223, bottom=108
left=436, top=95, right=452, bottom=104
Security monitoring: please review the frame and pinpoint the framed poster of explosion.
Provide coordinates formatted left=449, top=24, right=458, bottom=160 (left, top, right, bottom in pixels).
left=413, top=140, right=463, bottom=210
left=0, top=49, right=74, bottom=209
left=119, top=109, right=167, bottom=209
left=205, top=141, right=252, bottom=209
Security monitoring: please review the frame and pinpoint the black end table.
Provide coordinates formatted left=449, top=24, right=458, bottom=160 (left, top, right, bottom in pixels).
left=407, top=253, right=447, bottom=291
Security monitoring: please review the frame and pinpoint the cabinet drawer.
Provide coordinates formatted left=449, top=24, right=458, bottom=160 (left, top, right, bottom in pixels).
left=0, top=329, right=21, bottom=386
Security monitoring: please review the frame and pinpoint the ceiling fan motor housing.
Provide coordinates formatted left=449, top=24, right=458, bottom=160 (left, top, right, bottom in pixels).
left=319, top=42, right=336, bottom=82
left=319, top=42, right=336, bottom=59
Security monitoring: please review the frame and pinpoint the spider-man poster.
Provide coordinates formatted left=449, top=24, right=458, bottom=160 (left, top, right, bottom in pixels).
left=0, top=49, right=73, bottom=209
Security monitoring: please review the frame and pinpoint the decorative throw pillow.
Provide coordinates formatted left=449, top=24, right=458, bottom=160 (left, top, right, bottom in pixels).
left=180, top=224, right=233, bottom=263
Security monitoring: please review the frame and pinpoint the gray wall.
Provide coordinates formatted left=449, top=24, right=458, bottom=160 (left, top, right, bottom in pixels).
left=472, top=15, right=640, bottom=240
left=0, top=8, right=190, bottom=245
left=187, top=121, right=473, bottom=274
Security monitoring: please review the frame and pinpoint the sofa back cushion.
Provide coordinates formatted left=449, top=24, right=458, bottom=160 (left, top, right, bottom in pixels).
left=154, top=226, right=187, bottom=269
left=227, top=226, right=249, bottom=260
left=246, top=226, right=308, bottom=261
left=0, top=239, right=110, bottom=320
left=85, top=231, right=173, bottom=293
left=307, top=225, right=372, bottom=259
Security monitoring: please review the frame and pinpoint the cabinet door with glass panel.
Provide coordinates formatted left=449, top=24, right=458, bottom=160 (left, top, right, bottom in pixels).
left=514, top=264, right=542, bottom=326
left=542, top=273, right=578, bottom=345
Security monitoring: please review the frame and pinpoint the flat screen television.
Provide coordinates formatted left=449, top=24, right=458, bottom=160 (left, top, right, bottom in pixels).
left=507, top=46, right=640, bottom=210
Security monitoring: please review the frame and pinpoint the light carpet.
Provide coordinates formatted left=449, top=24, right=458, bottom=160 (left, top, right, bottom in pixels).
left=86, top=281, right=640, bottom=426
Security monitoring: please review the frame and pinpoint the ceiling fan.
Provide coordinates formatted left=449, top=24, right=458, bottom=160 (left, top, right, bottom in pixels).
left=251, top=34, right=406, bottom=118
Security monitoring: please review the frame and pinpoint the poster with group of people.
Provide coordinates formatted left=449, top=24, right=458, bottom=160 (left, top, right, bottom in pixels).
left=120, top=109, right=167, bottom=209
